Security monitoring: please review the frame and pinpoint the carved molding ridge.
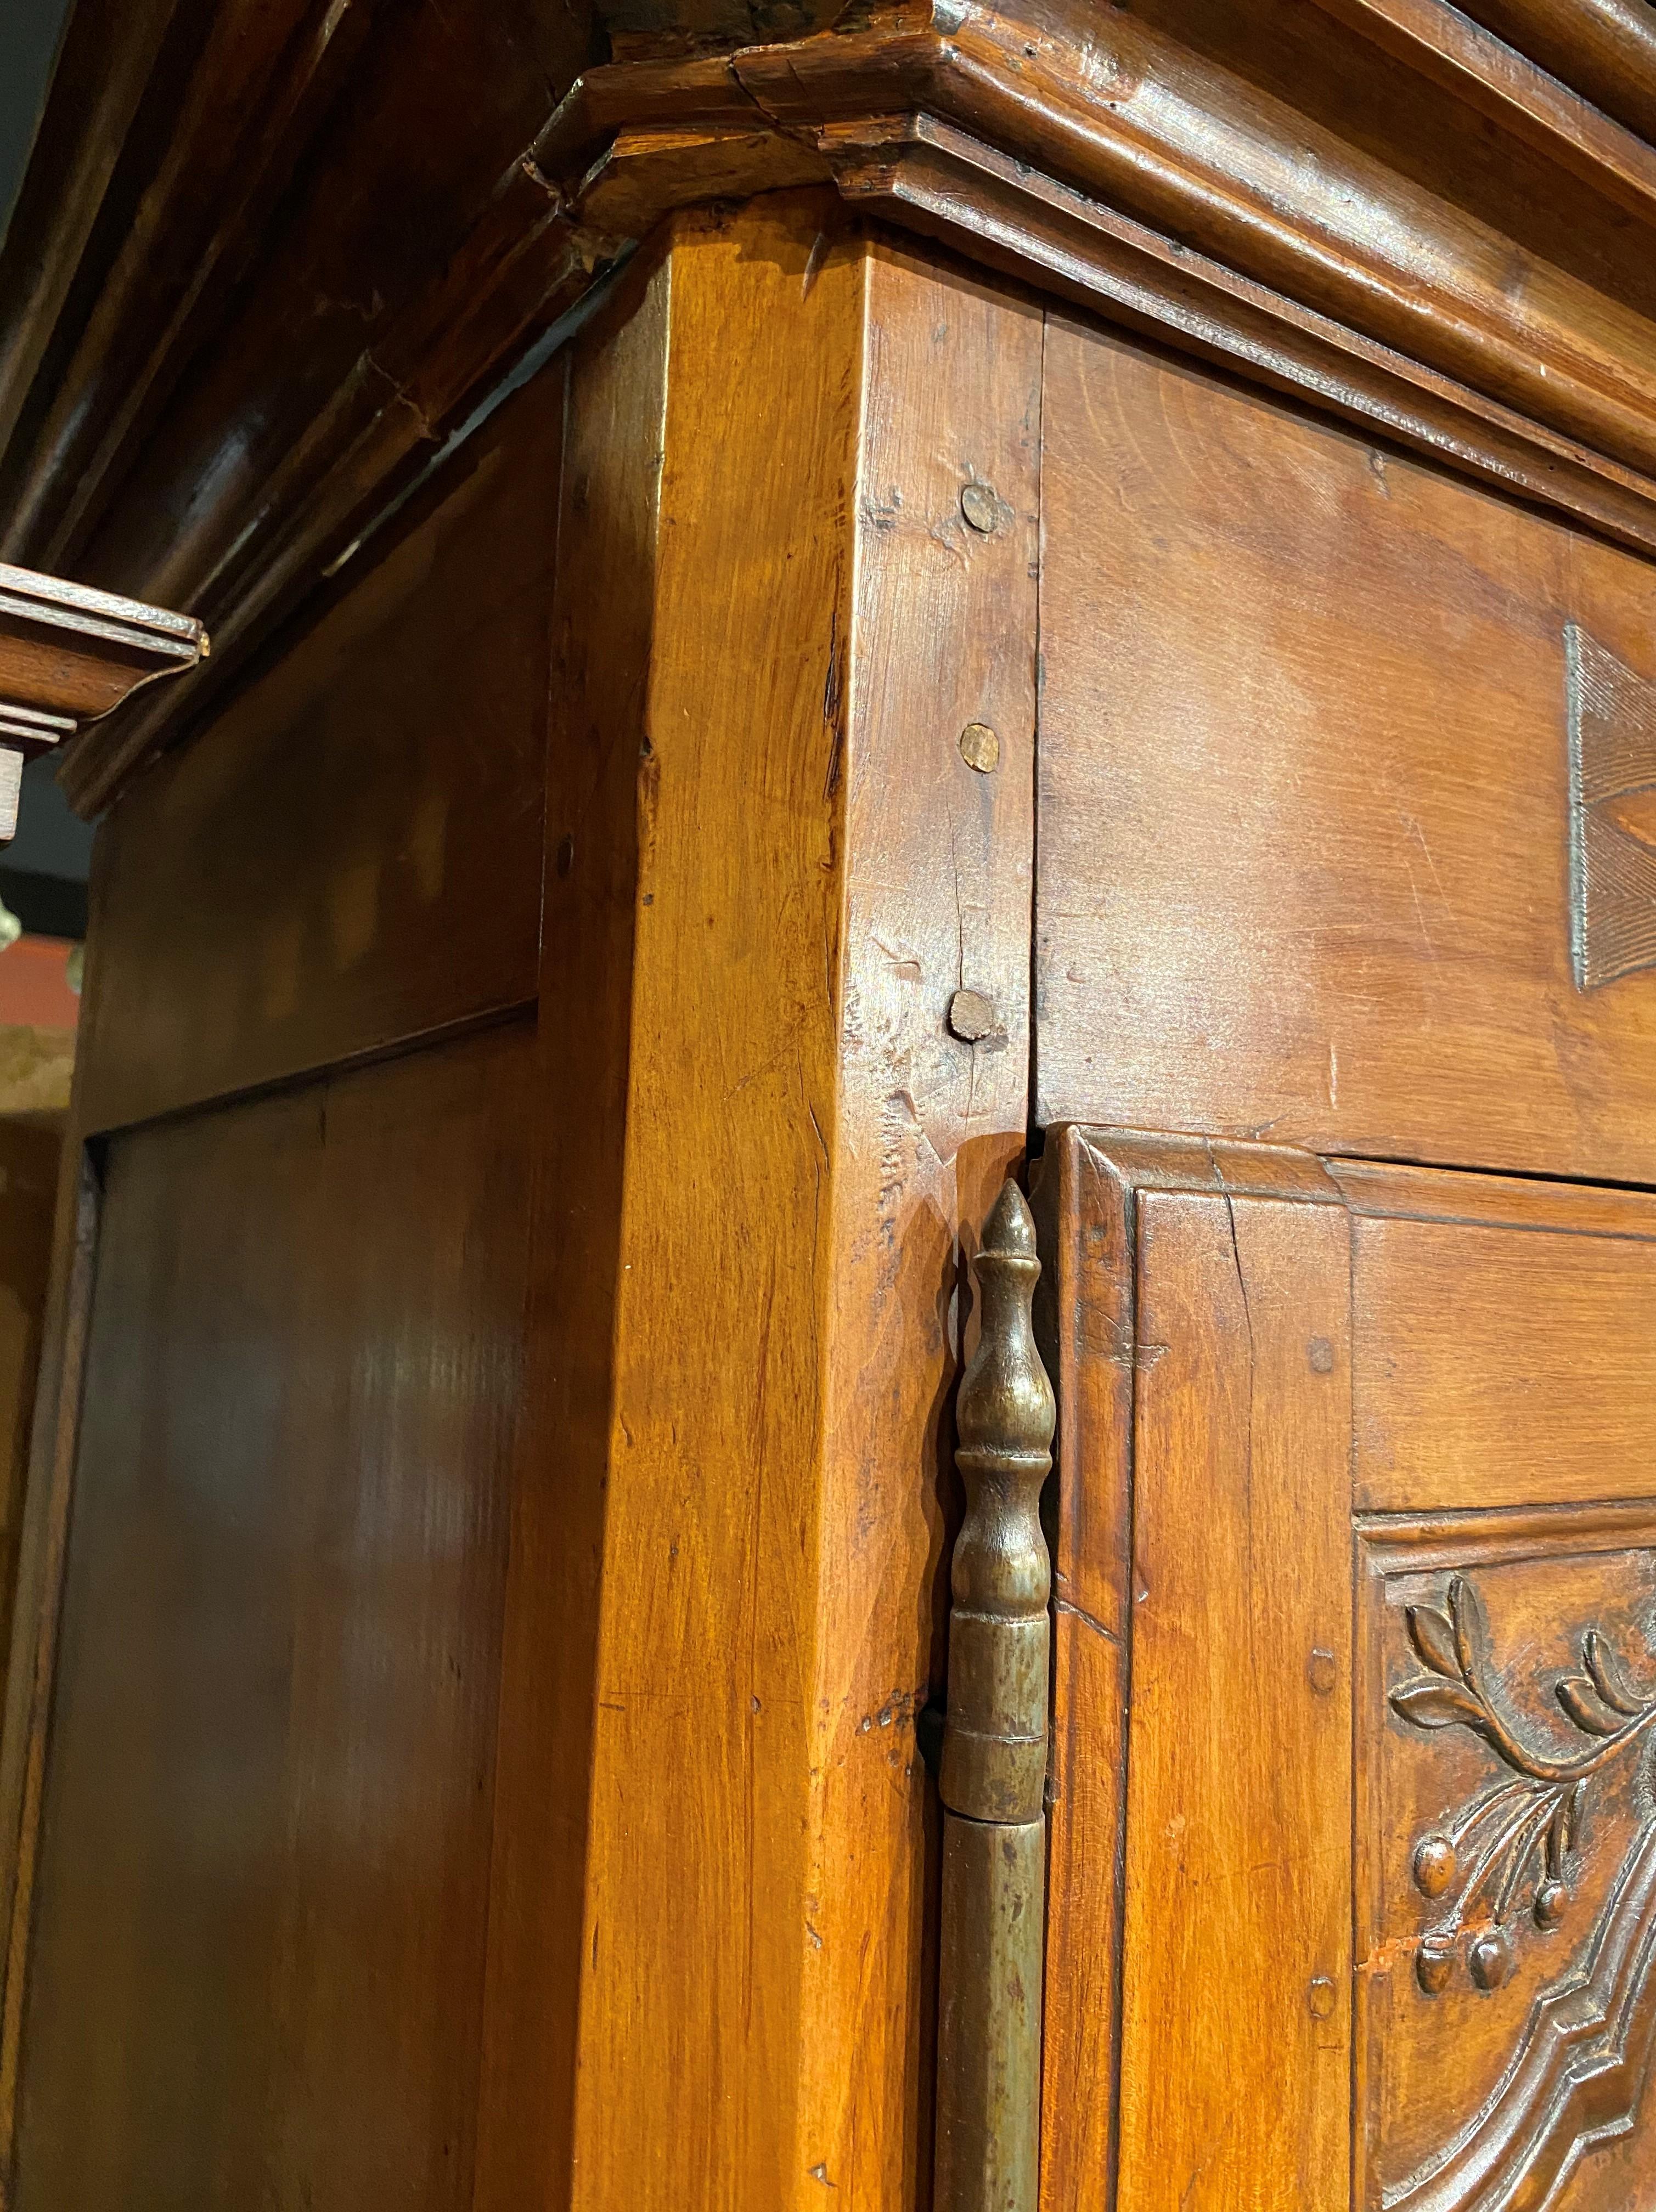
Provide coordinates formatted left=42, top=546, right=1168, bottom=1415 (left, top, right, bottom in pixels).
left=1388, top=1573, right=1656, bottom=2211
left=43, top=0, right=1656, bottom=816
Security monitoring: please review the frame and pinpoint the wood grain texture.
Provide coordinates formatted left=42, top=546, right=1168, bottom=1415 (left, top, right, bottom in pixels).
left=0, top=1127, right=58, bottom=1724
left=1035, top=314, right=1656, bottom=1184
left=1356, top=1511, right=1656, bottom=2212
left=1031, top=1128, right=1135, bottom=2212
left=0, top=563, right=202, bottom=723
left=19, top=0, right=1656, bottom=813
left=803, top=230, right=1041, bottom=2206
left=1116, top=1188, right=1353, bottom=2212
left=0, top=0, right=183, bottom=466
left=73, top=380, right=556, bottom=1137
left=469, top=270, right=662, bottom=2212
left=1042, top=1132, right=1656, bottom=2210
left=561, top=196, right=1040, bottom=2211
left=1456, top=0, right=1656, bottom=146
left=9, top=1020, right=534, bottom=2212
left=0, top=0, right=379, bottom=578
left=1353, top=1202, right=1656, bottom=1514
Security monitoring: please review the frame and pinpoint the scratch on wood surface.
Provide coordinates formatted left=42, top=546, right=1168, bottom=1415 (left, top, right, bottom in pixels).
left=1054, top=1594, right=1119, bottom=1645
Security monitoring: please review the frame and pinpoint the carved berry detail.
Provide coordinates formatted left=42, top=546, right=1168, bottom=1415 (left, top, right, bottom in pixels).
left=1393, top=1576, right=1656, bottom=1998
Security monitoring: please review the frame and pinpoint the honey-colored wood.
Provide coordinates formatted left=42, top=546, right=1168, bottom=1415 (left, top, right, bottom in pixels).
left=0, top=193, right=1044, bottom=2209
left=1035, top=315, right=1656, bottom=1183
left=1117, top=1187, right=1353, bottom=2212
left=1356, top=1509, right=1656, bottom=2211
left=1041, top=1129, right=1656, bottom=2212
left=1348, top=1188, right=1656, bottom=1515
left=557, top=195, right=1040, bottom=2212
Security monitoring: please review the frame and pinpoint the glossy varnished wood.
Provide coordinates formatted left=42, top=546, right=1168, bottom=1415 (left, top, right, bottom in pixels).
left=1035, top=315, right=1656, bottom=1183
left=468, top=279, right=658, bottom=2212
left=555, top=196, right=1040, bottom=2212
left=1040, top=1128, right=1656, bottom=2212
left=74, top=384, right=555, bottom=1137
left=16, top=0, right=1656, bottom=808
left=12, top=1021, right=534, bottom=2211
left=0, top=1127, right=58, bottom=1720
left=1040, top=1135, right=1354, bottom=2212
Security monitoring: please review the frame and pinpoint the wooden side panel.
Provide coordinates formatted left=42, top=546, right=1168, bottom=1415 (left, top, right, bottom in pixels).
left=1035, top=315, right=1656, bottom=1184
left=1116, top=1189, right=1353, bottom=2212
left=469, top=277, right=663, bottom=2212
left=74, top=383, right=556, bottom=1137
left=0, top=1126, right=57, bottom=1708
left=10, top=1020, right=533, bottom=2212
left=1351, top=1200, right=1656, bottom=1512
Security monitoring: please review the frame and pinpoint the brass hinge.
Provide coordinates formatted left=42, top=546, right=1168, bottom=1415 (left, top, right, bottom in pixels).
left=933, top=1180, right=1055, bottom=2212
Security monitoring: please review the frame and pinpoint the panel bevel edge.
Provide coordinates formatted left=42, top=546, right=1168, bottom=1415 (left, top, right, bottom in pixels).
left=1031, top=1124, right=1135, bottom=2212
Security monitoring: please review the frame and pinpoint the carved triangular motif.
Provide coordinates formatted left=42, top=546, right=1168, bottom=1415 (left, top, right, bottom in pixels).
left=1567, top=626, right=1656, bottom=990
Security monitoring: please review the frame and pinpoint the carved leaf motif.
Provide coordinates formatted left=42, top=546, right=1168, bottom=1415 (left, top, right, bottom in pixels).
left=1566, top=1779, right=1586, bottom=1852
left=1408, top=1604, right=1463, bottom=1681
left=1585, top=1629, right=1645, bottom=1718
left=1546, top=1793, right=1569, bottom=1879
left=1393, top=1681, right=1486, bottom=1731
left=1449, top=1576, right=1484, bottom=1681
left=1558, top=1675, right=1623, bottom=1738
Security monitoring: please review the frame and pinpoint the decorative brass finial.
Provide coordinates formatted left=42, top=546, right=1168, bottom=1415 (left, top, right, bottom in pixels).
left=940, top=1180, right=1056, bottom=1825
left=933, top=1177, right=1055, bottom=2212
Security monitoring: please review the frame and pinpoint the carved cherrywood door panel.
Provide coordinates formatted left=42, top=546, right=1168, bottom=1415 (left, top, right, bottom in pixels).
left=1033, top=1129, right=1656, bottom=2212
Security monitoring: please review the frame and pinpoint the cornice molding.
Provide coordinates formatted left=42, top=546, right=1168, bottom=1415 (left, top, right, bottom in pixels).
left=12, top=0, right=1656, bottom=813
left=0, top=563, right=204, bottom=837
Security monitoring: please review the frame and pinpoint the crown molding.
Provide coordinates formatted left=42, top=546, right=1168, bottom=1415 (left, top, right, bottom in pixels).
left=10, top=0, right=1656, bottom=813
left=0, top=563, right=204, bottom=836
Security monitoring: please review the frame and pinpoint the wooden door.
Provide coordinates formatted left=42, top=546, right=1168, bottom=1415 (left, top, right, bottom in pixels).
left=1035, top=1128, right=1656, bottom=2212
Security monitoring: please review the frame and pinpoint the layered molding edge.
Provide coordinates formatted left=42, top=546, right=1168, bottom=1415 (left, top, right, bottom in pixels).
left=8, top=0, right=1656, bottom=811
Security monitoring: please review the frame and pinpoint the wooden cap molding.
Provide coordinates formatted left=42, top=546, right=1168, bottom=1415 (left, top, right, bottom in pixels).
left=4, top=0, right=1656, bottom=809
left=0, top=563, right=205, bottom=839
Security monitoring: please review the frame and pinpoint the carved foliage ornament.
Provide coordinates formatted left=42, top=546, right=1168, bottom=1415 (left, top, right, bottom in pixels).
left=1393, top=1576, right=1656, bottom=1999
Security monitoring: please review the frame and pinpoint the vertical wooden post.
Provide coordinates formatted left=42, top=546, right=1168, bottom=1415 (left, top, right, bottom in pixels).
left=934, top=1180, right=1055, bottom=2212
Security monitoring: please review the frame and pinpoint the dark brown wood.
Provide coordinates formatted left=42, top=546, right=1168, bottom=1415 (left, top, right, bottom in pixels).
left=0, top=1126, right=59, bottom=1724
left=467, top=275, right=655, bottom=2212
left=12, top=1020, right=535, bottom=2211
left=0, top=562, right=203, bottom=834
left=71, top=385, right=554, bottom=1137
left=0, top=194, right=1047, bottom=2209
left=14, top=0, right=1656, bottom=814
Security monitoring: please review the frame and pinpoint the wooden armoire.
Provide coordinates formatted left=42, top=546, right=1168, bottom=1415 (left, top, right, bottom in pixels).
left=2, top=3, right=1656, bottom=2208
